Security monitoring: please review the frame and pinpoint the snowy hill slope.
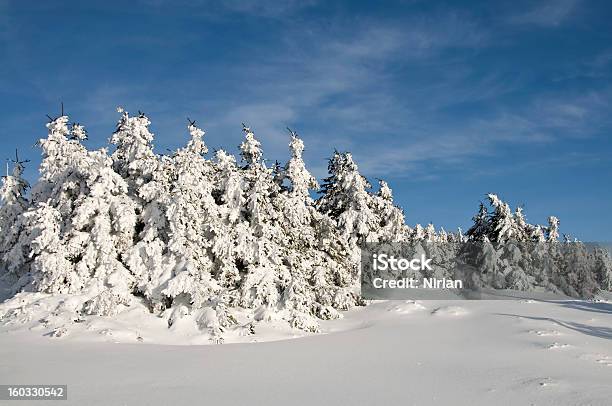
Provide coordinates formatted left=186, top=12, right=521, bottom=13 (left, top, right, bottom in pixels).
left=1, top=299, right=610, bottom=406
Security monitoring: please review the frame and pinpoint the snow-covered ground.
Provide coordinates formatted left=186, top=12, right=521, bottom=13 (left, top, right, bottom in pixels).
left=1, top=298, right=611, bottom=406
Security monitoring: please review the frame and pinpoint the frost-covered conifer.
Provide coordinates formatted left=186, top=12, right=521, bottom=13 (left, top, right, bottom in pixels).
left=162, top=122, right=225, bottom=318
left=0, top=152, right=30, bottom=273
left=210, top=149, right=250, bottom=297
left=593, top=247, right=612, bottom=291
left=457, top=227, right=467, bottom=243
left=438, top=227, right=449, bottom=243
left=20, top=203, right=74, bottom=292
left=513, top=207, right=530, bottom=241
left=425, top=223, right=437, bottom=242
left=281, top=130, right=357, bottom=323
left=546, top=216, right=560, bottom=242
left=214, top=150, right=246, bottom=224
left=239, top=123, right=263, bottom=167
left=31, top=116, right=90, bottom=208
left=277, top=131, right=320, bottom=310
left=371, top=180, right=409, bottom=242
left=285, top=129, right=318, bottom=200
left=280, top=129, right=319, bottom=228
left=531, top=225, right=546, bottom=242
left=316, top=152, right=376, bottom=245
left=561, top=242, right=598, bottom=298
left=475, top=235, right=499, bottom=285
left=271, top=160, right=285, bottom=190
left=111, top=109, right=171, bottom=310
left=412, top=224, right=425, bottom=240
left=487, top=194, right=516, bottom=244
left=467, top=202, right=489, bottom=241
left=8, top=117, right=86, bottom=291
left=237, top=125, right=288, bottom=309
left=313, top=151, right=376, bottom=318
left=68, top=147, right=137, bottom=313
left=310, top=211, right=358, bottom=307
left=110, top=109, right=159, bottom=191
left=11, top=116, right=138, bottom=309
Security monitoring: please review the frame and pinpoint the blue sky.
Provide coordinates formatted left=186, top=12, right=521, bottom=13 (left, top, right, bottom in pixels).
left=1, top=0, right=611, bottom=240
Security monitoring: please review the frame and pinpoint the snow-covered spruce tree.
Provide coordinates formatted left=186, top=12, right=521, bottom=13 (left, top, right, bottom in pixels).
left=30, top=117, right=89, bottom=209
left=316, top=151, right=377, bottom=246
left=5, top=116, right=87, bottom=288
left=284, top=129, right=318, bottom=201
left=511, top=206, right=554, bottom=289
left=271, top=160, right=285, bottom=190
left=593, top=246, right=612, bottom=291
left=487, top=194, right=517, bottom=244
left=489, top=200, right=534, bottom=290
left=425, top=223, right=436, bottom=242
left=512, top=206, right=531, bottom=242
left=371, top=180, right=410, bottom=242
left=110, top=109, right=159, bottom=193
left=472, top=235, right=500, bottom=288
left=462, top=197, right=529, bottom=290
left=315, top=152, right=375, bottom=271
left=309, top=210, right=359, bottom=312
left=530, top=225, right=546, bottom=242
left=6, top=116, right=136, bottom=309
left=236, top=124, right=289, bottom=311
left=10, top=202, right=73, bottom=292
left=231, top=125, right=351, bottom=331
left=424, top=223, right=459, bottom=280
left=267, top=130, right=323, bottom=329
left=279, top=130, right=358, bottom=328
left=466, top=203, right=489, bottom=241
left=0, top=152, right=30, bottom=276
left=110, top=109, right=172, bottom=311
left=456, top=227, right=468, bottom=243
left=438, top=227, right=449, bottom=243
left=276, top=130, right=321, bottom=322
left=160, top=122, right=233, bottom=339
left=278, top=129, right=319, bottom=261
left=412, top=223, right=425, bottom=240
left=70, top=146, right=137, bottom=315
left=546, top=216, right=560, bottom=242
left=557, top=242, right=599, bottom=298
left=210, top=148, right=250, bottom=295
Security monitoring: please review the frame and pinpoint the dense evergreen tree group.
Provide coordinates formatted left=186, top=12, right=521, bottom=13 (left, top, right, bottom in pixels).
left=0, top=110, right=609, bottom=338
left=459, top=194, right=611, bottom=297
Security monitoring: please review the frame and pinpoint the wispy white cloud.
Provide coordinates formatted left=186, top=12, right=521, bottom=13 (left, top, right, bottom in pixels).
left=205, top=13, right=492, bottom=161
left=137, top=0, right=317, bottom=19
left=531, top=90, right=612, bottom=134
left=351, top=87, right=612, bottom=177
left=219, top=0, right=317, bottom=18
left=508, top=0, right=580, bottom=27
left=349, top=115, right=546, bottom=177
